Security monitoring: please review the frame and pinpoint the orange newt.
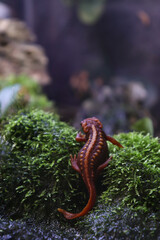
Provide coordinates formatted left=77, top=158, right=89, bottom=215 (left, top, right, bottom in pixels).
left=58, top=117, right=123, bottom=219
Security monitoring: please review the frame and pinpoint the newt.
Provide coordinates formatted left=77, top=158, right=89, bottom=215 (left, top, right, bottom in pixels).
left=58, top=117, right=123, bottom=219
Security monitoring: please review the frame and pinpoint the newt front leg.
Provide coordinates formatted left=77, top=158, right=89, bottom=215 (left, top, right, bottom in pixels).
left=76, top=132, right=87, bottom=142
left=70, top=154, right=80, bottom=173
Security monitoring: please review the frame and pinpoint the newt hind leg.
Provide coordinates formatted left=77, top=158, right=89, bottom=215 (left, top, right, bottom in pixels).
left=96, top=156, right=112, bottom=176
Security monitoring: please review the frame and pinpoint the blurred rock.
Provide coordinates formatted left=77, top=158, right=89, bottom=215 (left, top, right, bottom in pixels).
left=73, top=79, right=155, bottom=135
left=0, top=18, right=50, bottom=85
left=0, top=19, right=35, bottom=42
left=124, top=82, right=147, bottom=105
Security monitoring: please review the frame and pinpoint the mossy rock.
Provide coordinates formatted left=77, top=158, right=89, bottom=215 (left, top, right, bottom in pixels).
left=0, top=113, right=160, bottom=238
left=0, top=109, right=86, bottom=219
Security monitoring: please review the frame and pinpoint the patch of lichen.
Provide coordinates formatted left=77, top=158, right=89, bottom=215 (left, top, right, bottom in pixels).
left=0, top=109, right=85, bottom=219
left=101, top=132, right=160, bottom=212
left=77, top=203, right=160, bottom=239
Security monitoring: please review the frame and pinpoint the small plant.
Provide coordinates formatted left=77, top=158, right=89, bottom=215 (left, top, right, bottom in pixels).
left=62, top=0, right=106, bottom=24
left=131, top=117, right=154, bottom=136
left=0, top=75, right=54, bottom=116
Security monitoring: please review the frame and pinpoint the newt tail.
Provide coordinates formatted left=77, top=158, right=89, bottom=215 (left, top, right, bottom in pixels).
left=58, top=182, right=96, bottom=220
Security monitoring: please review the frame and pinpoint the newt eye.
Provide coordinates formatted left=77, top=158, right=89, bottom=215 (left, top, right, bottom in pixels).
left=81, top=121, right=88, bottom=132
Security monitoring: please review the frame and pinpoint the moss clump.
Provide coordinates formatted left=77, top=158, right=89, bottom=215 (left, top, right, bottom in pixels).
left=0, top=109, right=85, bottom=219
left=101, top=132, right=160, bottom=212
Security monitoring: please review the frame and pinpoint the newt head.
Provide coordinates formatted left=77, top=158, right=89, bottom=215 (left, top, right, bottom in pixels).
left=81, top=117, right=103, bottom=133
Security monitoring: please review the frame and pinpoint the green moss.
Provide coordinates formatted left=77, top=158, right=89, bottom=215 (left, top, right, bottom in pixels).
left=101, top=132, right=160, bottom=212
left=0, top=109, right=85, bottom=219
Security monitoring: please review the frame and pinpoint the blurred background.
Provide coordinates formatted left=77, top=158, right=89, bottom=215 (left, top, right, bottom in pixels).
left=0, top=0, right=160, bottom=136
